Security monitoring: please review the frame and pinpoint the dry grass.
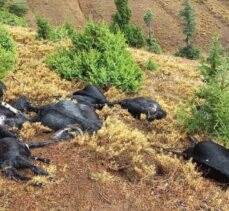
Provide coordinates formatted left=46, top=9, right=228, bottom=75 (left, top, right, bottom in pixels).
left=0, top=25, right=229, bottom=210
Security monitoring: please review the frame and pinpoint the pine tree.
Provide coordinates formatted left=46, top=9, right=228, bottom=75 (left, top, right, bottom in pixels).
left=176, top=0, right=200, bottom=59
left=112, top=0, right=132, bottom=30
left=111, top=0, right=145, bottom=48
left=180, top=0, right=196, bottom=46
left=200, top=35, right=225, bottom=82
left=143, top=9, right=161, bottom=54
left=143, top=9, right=154, bottom=43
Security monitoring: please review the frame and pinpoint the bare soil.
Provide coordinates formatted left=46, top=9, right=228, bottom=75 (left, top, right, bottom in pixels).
left=26, top=0, right=229, bottom=52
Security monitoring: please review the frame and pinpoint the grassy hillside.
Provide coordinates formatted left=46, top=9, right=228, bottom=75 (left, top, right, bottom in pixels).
left=0, top=25, right=229, bottom=210
left=26, top=0, right=229, bottom=52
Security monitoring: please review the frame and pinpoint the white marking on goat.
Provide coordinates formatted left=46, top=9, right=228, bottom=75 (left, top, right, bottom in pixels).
left=0, top=115, right=6, bottom=125
left=25, top=143, right=30, bottom=150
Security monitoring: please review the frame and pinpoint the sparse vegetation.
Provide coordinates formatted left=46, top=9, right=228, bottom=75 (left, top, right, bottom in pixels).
left=176, top=0, right=200, bottom=59
left=46, top=19, right=144, bottom=92
left=143, top=9, right=161, bottom=54
left=146, top=58, right=158, bottom=71
left=111, top=0, right=145, bottom=48
left=0, top=25, right=16, bottom=79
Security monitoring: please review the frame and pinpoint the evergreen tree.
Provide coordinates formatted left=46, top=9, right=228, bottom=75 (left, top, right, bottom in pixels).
left=180, top=0, right=196, bottom=46
left=200, top=35, right=224, bottom=82
left=111, top=0, right=145, bottom=48
left=112, top=0, right=131, bottom=30
left=143, top=9, right=154, bottom=43
left=143, top=9, right=161, bottom=54
left=176, top=0, right=200, bottom=59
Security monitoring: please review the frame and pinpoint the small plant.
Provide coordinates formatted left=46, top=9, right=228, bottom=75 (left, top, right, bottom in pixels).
left=146, top=58, right=158, bottom=71
left=199, top=35, right=224, bottom=82
left=0, top=25, right=16, bottom=79
left=111, top=0, right=145, bottom=48
left=35, top=15, right=53, bottom=40
left=175, top=45, right=200, bottom=60
left=143, top=9, right=161, bottom=54
left=46, top=19, right=143, bottom=92
left=176, top=0, right=200, bottom=59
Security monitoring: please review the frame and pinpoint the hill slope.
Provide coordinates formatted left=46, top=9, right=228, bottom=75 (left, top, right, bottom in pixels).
left=0, top=25, right=229, bottom=210
left=26, top=0, right=229, bottom=52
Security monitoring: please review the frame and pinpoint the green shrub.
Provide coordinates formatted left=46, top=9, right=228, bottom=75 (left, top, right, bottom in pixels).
left=122, top=24, right=145, bottom=48
left=179, top=80, right=229, bottom=144
left=46, top=19, right=144, bottom=92
left=0, top=26, right=16, bottom=79
left=148, top=39, right=161, bottom=54
left=146, top=58, right=158, bottom=71
left=199, top=35, right=225, bottom=82
left=35, top=16, right=75, bottom=41
left=175, top=45, right=200, bottom=60
left=0, top=11, right=27, bottom=26
left=111, top=23, right=145, bottom=48
left=8, top=1, right=28, bottom=17
left=53, top=21, right=75, bottom=41
left=35, top=15, right=53, bottom=40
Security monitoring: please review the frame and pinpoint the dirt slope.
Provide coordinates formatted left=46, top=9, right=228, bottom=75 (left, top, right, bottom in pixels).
left=0, top=25, right=229, bottom=211
left=26, top=0, right=229, bottom=52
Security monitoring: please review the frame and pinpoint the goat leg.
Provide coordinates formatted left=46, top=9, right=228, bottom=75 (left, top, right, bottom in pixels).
left=28, top=141, right=57, bottom=149
left=31, top=156, right=51, bottom=164
left=18, top=157, right=48, bottom=176
left=2, top=166, right=30, bottom=181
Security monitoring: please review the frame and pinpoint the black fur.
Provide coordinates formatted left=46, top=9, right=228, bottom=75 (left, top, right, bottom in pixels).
left=72, top=85, right=109, bottom=109
left=184, top=140, right=229, bottom=183
left=0, top=138, right=55, bottom=181
left=33, top=100, right=102, bottom=134
left=112, top=97, right=167, bottom=122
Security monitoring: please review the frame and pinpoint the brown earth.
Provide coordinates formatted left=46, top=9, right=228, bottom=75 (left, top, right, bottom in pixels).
left=26, top=0, right=229, bottom=53
left=0, top=25, right=229, bottom=211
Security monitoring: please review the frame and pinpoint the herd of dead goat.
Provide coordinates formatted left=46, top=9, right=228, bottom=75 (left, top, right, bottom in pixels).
left=0, top=81, right=229, bottom=186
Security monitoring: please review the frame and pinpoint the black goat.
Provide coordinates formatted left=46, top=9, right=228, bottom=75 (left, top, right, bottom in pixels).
left=184, top=137, right=229, bottom=183
left=0, top=96, right=36, bottom=118
left=32, top=100, right=102, bottom=136
left=72, top=85, right=109, bottom=109
left=0, top=137, right=56, bottom=181
left=111, top=97, right=167, bottom=122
